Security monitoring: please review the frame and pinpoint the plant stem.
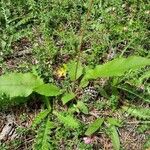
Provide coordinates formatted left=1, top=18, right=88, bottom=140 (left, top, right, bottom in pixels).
left=74, top=0, right=94, bottom=85
left=44, top=96, right=51, bottom=111
left=77, top=0, right=94, bottom=53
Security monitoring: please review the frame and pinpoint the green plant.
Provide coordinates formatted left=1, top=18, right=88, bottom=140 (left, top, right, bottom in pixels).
left=0, top=0, right=150, bottom=149
left=85, top=118, right=104, bottom=136
left=106, top=125, right=120, bottom=150
left=80, top=56, right=150, bottom=87
left=144, top=136, right=150, bottom=149
left=0, top=55, right=149, bottom=149
left=0, top=0, right=33, bottom=55
left=122, top=105, right=150, bottom=120
left=33, top=118, right=55, bottom=150
left=137, top=123, right=150, bottom=133
left=0, top=142, right=9, bottom=150
left=85, top=117, right=122, bottom=150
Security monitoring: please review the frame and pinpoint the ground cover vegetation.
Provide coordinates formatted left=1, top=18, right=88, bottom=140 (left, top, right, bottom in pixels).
left=0, top=0, right=150, bottom=149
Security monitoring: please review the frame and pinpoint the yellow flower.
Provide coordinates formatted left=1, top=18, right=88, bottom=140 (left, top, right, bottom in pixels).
left=55, top=64, right=67, bottom=78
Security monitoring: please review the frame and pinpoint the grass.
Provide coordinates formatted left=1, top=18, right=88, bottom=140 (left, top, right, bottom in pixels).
left=0, top=0, right=150, bottom=150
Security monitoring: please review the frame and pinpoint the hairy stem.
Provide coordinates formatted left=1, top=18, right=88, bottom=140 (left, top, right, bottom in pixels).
left=74, top=0, right=94, bottom=87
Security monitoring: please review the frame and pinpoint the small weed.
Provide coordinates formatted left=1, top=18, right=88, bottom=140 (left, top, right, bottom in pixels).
left=0, top=0, right=150, bottom=149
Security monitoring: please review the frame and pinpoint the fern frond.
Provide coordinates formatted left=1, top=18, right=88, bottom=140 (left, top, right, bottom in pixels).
left=53, top=111, right=80, bottom=129
left=140, top=70, right=150, bottom=83
left=1, top=0, right=10, bottom=25
left=122, top=105, right=150, bottom=120
left=137, top=123, right=150, bottom=133
left=12, top=28, right=32, bottom=42
left=33, top=118, right=55, bottom=150
left=117, top=85, right=150, bottom=103
left=32, top=109, right=50, bottom=129
left=144, top=136, right=150, bottom=149
left=14, top=12, right=34, bottom=28
left=0, top=73, right=43, bottom=98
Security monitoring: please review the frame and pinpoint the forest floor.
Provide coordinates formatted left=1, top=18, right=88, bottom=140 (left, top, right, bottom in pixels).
left=0, top=0, right=150, bottom=150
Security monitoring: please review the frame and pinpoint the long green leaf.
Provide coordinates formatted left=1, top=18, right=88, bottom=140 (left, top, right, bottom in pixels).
left=35, top=84, right=62, bottom=96
left=77, top=101, right=89, bottom=114
left=107, top=125, right=120, bottom=150
left=61, top=92, right=75, bottom=105
left=85, top=118, right=104, bottom=136
left=0, top=73, right=43, bottom=98
left=107, top=118, right=122, bottom=127
left=84, top=56, right=150, bottom=80
left=67, top=60, right=83, bottom=81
